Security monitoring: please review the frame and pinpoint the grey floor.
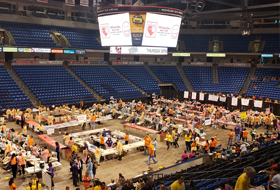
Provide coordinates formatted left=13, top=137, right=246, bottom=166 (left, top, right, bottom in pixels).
left=0, top=119, right=268, bottom=190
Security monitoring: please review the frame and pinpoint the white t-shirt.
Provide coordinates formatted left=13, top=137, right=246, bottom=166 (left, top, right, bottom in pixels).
left=240, top=144, right=247, bottom=152
left=272, top=174, right=280, bottom=188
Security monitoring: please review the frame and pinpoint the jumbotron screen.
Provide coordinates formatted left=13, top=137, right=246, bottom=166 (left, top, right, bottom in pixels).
left=98, top=12, right=181, bottom=47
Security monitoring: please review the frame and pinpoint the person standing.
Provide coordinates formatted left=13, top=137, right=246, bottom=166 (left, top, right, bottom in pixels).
left=95, top=145, right=101, bottom=165
left=27, top=136, right=34, bottom=151
left=100, top=134, right=105, bottom=149
left=21, top=113, right=25, bottom=128
left=4, top=141, right=11, bottom=157
left=144, top=134, right=151, bottom=155
left=116, top=139, right=123, bottom=161
left=46, top=162, right=54, bottom=188
left=83, top=142, right=89, bottom=163
left=184, top=133, right=191, bottom=152
left=125, top=132, right=129, bottom=145
left=83, top=171, right=91, bottom=190
left=17, top=152, right=26, bottom=176
left=91, top=113, right=96, bottom=130
left=68, top=137, right=75, bottom=148
left=147, top=143, right=157, bottom=165
left=11, top=153, right=17, bottom=179
left=152, top=138, right=157, bottom=157
left=250, top=127, right=257, bottom=141
left=72, top=160, right=79, bottom=187
left=42, top=147, right=50, bottom=163
left=155, top=116, right=160, bottom=131
left=234, top=125, right=240, bottom=143
left=38, top=123, right=43, bottom=135
left=55, top=142, right=60, bottom=162
left=234, top=167, right=256, bottom=190
left=64, top=132, right=70, bottom=146
left=86, top=157, right=94, bottom=182
left=6, top=108, right=11, bottom=122
left=77, top=156, right=84, bottom=182
left=243, top=128, right=248, bottom=142
left=166, top=132, right=172, bottom=150
left=228, top=129, right=234, bottom=145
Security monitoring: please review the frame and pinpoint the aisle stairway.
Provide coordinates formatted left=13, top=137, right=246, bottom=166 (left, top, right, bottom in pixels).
left=109, top=65, right=149, bottom=97
left=4, top=62, right=38, bottom=106
left=177, top=63, right=194, bottom=92
left=212, top=63, right=219, bottom=83
left=143, top=63, right=163, bottom=83
left=63, top=62, right=104, bottom=101
left=239, top=64, right=257, bottom=95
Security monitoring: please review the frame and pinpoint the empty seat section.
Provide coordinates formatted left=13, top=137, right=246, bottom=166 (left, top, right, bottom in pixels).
left=0, top=21, right=57, bottom=48
left=70, top=65, right=146, bottom=100
left=113, top=65, right=160, bottom=95
left=183, top=66, right=249, bottom=94
left=149, top=66, right=188, bottom=91
left=0, top=66, right=32, bottom=110
left=13, top=65, right=96, bottom=107
left=247, top=68, right=280, bottom=100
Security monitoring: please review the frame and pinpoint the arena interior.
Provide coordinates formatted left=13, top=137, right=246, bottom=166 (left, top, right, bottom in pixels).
left=0, top=0, right=280, bottom=190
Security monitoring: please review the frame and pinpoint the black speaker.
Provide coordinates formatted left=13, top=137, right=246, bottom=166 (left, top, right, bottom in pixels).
left=5, top=52, right=13, bottom=62
left=49, top=53, right=55, bottom=60
left=206, top=57, right=213, bottom=62
left=104, top=53, right=109, bottom=62
left=179, top=57, right=184, bottom=63
left=134, top=56, right=139, bottom=61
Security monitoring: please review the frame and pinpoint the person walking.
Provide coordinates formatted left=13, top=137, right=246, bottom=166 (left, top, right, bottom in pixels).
left=95, top=145, right=101, bottom=165
left=55, top=142, right=60, bottom=162
left=72, top=160, right=79, bottom=187
left=11, top=153, right=17, bottom=179
left=77, top=156, right=84, bottom=182
left=17, top=152, right=26, bottom=176
left=83, top=142, right=89, bottom=163
left=166, top=132, right=172, bottom=150
left=147, top=143, right=157, bottom=165
left=116, top=139, right=123, bottom=161
left=91, top=113, right=96, bottom=130
left=152, top=138, right=157, bottom=157
left=228, top=129, right=234, bottom=145
left=144, top=134, right=151, bottom=155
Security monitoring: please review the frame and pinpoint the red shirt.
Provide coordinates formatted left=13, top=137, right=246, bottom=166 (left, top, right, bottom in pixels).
left=271, top=164, right=278, bottom=173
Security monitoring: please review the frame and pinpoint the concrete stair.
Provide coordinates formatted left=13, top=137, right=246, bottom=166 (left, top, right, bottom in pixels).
left=176, top=63, right=195, bottom=92
left=239, top=64, right=257, bottom=95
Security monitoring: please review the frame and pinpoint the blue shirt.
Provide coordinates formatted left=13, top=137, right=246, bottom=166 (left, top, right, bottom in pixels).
left=102, top=131, right=107, bottom=137
left=227, top=149, right=232, bottom=154
left=48, top=166, right=54, bottom=177
left=235, top=126, right=240, bottom=135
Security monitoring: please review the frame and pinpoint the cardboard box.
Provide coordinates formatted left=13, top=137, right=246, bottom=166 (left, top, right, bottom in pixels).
left=63, top=149, right=72, bottom=162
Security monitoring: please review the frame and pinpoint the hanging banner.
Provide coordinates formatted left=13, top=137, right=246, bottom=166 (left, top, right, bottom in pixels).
left=231, top=97, right=238, bottom=106
left=192, top=92, right=197, bottom=100
left=80, top=0, right=89, bottom=6
left=254, top=100, right=263, bottom=108
left=199, top=93, right=204, bottom=101
left=241, top=98, right=250, bottom=106
left=125, top=0, right=133, bottom=4
left=220, top=96, right=226, bottom=102
left=65, top=0, right=75, bottom=6
left=266, top=108, right=270, bottom=115
left=129, top=13, right=146, bottom=46
left=241, top=112, right=247, bottom=119
left=184, top=91, right=189, bottom=99
left=77, top=114, right=87, bottom=123
left=37, top=0, right=48, bottom=3
left=209, top=95, right=219, bottom=102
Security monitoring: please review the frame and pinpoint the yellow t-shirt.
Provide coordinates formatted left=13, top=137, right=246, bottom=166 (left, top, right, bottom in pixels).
left=170, top=180, right=185, bottom=190
left=166, top=134, right=172, bottom=142
left=64, top=135, right=70, bottom=145
left=234, top=173, right=250, bottom=190
left=72, top=145, right=78, bottom=152
left=38, top=125, right=42, bottom=131
left=94, top=185, right=100, bottom=190
left=185, top=135, right=190, bottom=142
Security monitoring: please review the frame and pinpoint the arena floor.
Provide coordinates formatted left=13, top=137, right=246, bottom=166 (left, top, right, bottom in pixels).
left=1, top=120, right=268, bottom=190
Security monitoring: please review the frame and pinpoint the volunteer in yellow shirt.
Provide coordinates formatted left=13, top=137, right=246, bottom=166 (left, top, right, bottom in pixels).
left=235, top=167, right=256, bottom=190
left=184, top=133, right=191, bottom=152
left=166, top=132, right=172, bottom=150
left=171, top=174, right=185, bottom=190
left=38, top=124, right=43, bottom=134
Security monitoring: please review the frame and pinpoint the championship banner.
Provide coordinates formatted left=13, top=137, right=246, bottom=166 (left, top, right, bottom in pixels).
left=125, top=0, right=133, bottom=5
left=220, top=96, right=226, bottom=102
left=208, top=95, right=218, bottom=102
left=37, top=0, right=48, bottom=2
left=199, top=93, right=204, bottom=101
left=191, top=92, right=197, bottom=100
left=129, top=13, right=146, bottom=46
left=80, top=0, right=89, bottom=6
left=65, top=0, right=75, bottom=6
left=231, top=97, right=238, bottom=106
left=184, top=91, right=189, bottom=99
left=254, top=100, right=263, bottom=108
left=241, top=98, right=250, bottom=106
